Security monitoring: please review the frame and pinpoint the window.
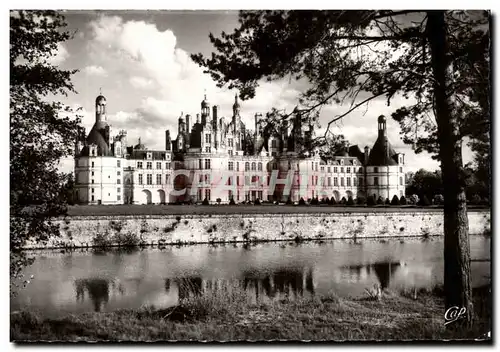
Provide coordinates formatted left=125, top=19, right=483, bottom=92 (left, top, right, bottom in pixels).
left=166, top=174, right=170, bottom=184
left=117, top=179, right=121, bottom=184
left=272, top=139, right=277, bottom=148
left=311, top=162, right=314, bottom=170
left=205, top=146, right=211, bottom=153
left=341, top=177, right=344, bottom=186
left=258, top=191, right=263, bottom=200
left=91, top=188, right=94, bottom=193
left=147, top=174, right=152, bottom=185
left=315, top=176, right=319, bottom=185
left=334, top=167, right=338, bottom=173
left=251, top=162, right=256, bottom=171
left=228, top=139, right=233, bottom=147
left=199, top=159, right=203, bottom=169
left=91, top=179, right=94, bottom=184
left=374, top=167, right=379, bottom=173
left=315, top=162, right=318, bottom=171
left=137, top=162, right=143, bottom=169
left=228, top=150, right=233, bottom=156
left=91, top=162, right=95, bottom=168
left=147, top=162, right=152, bottom=169
left=340, top=167, right=344, bottom=173
left=334, top=177, right=338, bottom=186
left=321, top=166, right=324, bottom=172
left=374, top=177, right=379, bottom=186
left=237, top=176, right=240, bottom=186
left=117, top=171, right=121, bottom=176
left=91, top=171, right=94, bottom=176
left=205, top=189, right=211, bottom=201
left=236, top=162, right=240, bottom=171
left=157, top=174, right=162, bottom=185
left=359, top=167, right=363, bottom=173
left=91, top=195, right=94, bottom=201
left=139, top=174, right=143, bottom=185
left=205, top=134, right=211, bottom=143
left=228, top=161, right=234, bottom=171
left=347, top=167, right=351, bottom=173
left=147, top=152, right=152, bottom=159
left=205, top=174, right=210, bottom=184
left=400, top=167, right=403, bottom=173
left=353, top=177, right=357, bottom=186
left=328, top=167, right=331, bottom=173
left=347, top=178, right=351, bottom=186
left=91, top=149, right=95, bottom=156
left=258, top=162, right=262, bottom=171
left=117, top=187, right=121, bottom=192
left=205, top=159, right=211, bottom=169
left=359, top=178, right=364, bottom=186
left=117, top=195, right=121, bottom=201
left=157, top=162, right=162, bottom=169
left=328, top=177, right=331, bottom=186
left=245, top=162, right=250, bottom=171
left=400, top=176, right=403, bottom=185
left=117, top=160, right=121, bottom=167
left=245, top=176, right=250, bottom=185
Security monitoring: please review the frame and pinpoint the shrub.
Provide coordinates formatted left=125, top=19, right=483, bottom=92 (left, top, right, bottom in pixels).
left=202, top=198, right=210, bottom=205
left=418, top=195, right=431, bottom=206
left=409, top=194, right=419, bottom=205
left=216, top=198, right=222, bottom=205
left=357, top=196, right=366, bottom=205
left=254, top=198, right=261, bottom=205
left=298, top=197, right=306, bottom=206
left=329, top=197, right=336, bottom=205
left=340, top=197, right=347, bottom=205
left=367, top=195, right=376, bottom=206
left=385, top=198, right=391, bottom=205
left=347, top=196, right=355, bottom=205
left=377, top=196, right=384, bottom=205
left=92, top=231, right=112, bottom=247
left=229, top=197, right=236, bottom=205
left=286, top=197, right=293, bottom=205
left=470, top=194, right=482, bottom=205
left=391, top=195, right=400, bottom=206
left=433, top=194, right=444, bottom=205
left=114, top=231, right=139, bottom=247
left=310, top=197, right=319, bottom=205
left=400, top=196, right=407, bottom=205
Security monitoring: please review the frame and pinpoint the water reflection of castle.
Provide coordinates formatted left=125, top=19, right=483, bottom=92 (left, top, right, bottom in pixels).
left=73, top=261, right=405, bottom=312
left=165, top=267, right=316, bottom=301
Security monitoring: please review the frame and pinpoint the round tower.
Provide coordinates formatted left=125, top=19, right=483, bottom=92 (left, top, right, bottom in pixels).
left=95, top=93, right=107, bottom=123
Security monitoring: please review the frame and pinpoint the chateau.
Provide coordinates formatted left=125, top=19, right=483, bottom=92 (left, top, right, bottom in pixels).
left=73, top=93, right=406, bottom=205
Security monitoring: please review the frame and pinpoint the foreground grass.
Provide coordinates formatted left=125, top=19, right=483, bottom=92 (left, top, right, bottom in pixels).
left=11, top=285, right=491, bottom=342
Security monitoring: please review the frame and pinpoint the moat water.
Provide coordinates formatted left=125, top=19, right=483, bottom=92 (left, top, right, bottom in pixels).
left=11, top=236, right=490, bottom=316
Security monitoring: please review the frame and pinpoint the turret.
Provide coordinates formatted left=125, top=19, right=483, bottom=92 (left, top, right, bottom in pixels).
left=201, top=94, right=210, bottom=123
left=165, top=130, right=172, bottom=151
left=378, top=115, right=387, bottom=138
left=95, top=92, right=107, bottom=124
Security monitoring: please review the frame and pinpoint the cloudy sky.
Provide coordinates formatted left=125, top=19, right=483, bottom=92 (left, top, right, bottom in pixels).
left=53, top=10, right=474, bottom=173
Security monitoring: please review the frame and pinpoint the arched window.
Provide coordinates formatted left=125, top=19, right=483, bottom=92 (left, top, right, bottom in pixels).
left=245, top=162, right=250, bottom=171
left=251, top=162, right=256, bottom=171
left=258, top=162, right=262, bottom=171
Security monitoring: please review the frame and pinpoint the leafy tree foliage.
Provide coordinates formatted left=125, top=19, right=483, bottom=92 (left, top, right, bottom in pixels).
left=406, top=168, right=443, bottom=200
left=391, top=195, right=400, bottom=205
left=192, top=10, right=490, bottom=324
left=10, top=10, right=81, bottom=292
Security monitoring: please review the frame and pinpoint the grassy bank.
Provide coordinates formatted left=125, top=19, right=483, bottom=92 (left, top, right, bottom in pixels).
left=11, top=285, right=491, bottom=342
left=65, top=204, right=490, bottom=217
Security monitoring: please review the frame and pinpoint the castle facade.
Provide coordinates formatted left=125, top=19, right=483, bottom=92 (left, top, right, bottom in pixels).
left=73, top=93, right=406, bottom=205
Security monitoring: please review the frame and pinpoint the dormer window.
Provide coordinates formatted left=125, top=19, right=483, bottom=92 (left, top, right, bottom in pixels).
left=147, top=152, right=152, bottom=160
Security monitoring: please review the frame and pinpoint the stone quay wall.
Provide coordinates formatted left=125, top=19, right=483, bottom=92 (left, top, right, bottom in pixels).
left=22, top=210, right=491, bottom=249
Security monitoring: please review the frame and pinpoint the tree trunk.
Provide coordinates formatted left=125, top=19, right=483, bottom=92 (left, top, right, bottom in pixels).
left=427, top=11, right=474, bottom=327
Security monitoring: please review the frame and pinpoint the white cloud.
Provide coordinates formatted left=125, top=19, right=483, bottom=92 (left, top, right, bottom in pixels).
left=83, top=65, right=108, bottom=77
left=48, top=43, right=69, bottom=66
left=129, top=76, right=154, bottom=89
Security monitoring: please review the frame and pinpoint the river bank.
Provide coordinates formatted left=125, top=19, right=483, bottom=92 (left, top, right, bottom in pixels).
left=24, top=208, right=490, bottom=249
left=11, top=284, right=491, bottom=342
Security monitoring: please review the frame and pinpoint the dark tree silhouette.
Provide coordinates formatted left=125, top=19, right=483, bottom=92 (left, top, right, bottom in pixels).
left=10, top=10, right=81, bottom=292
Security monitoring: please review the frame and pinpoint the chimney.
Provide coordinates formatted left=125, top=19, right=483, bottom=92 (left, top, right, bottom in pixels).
left=364, top=146, right=370, bottom=165
left=196, top=113, right=200, bottom=124
left=165, top=130, right=171, bottom=151
left=212, top=105, right=218, bottom=121
left=186, top=115, right=191, bottom=134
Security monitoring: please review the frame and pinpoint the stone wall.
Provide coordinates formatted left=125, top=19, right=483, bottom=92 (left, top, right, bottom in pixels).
left=23, top=210, right=491, bottom=249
